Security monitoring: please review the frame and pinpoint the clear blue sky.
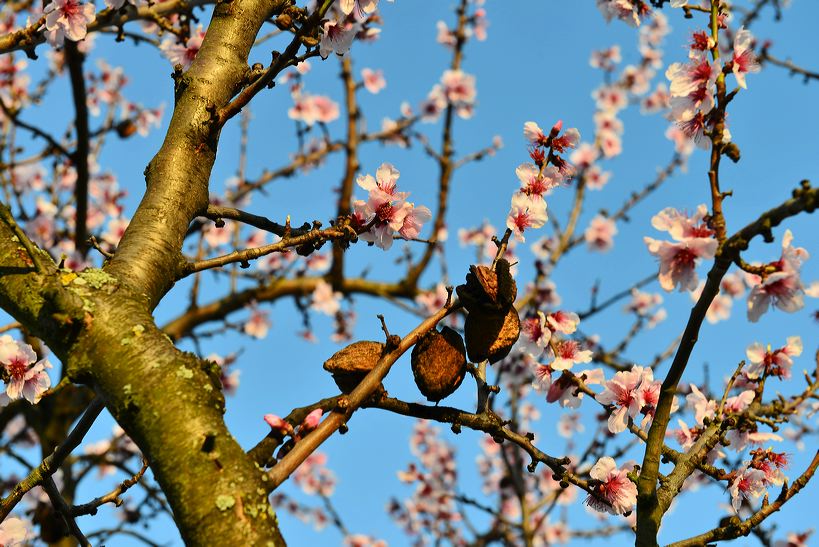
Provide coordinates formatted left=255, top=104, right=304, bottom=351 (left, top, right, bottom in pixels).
left=3, top=1, right=818, bottom=545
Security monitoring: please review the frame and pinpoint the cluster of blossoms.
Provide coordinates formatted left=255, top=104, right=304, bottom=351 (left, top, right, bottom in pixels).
left=624, top=288, right=667, bottom=328
left=644, top=204, right=717, bottom=292
left=319, top=1, right=384, bottom=60
left=0, top=54, right=30, bottom=110
left=596, top=0, right=651, bottom=27
left=596, top=365, right=666, bottom=433
left=389, top=420, right=464, bottom=544
left=729, top=448, right=790, bottom=512
left=0, top=336, right=51, bottom=407
left=436, top=0, right=488, bottom=48
left=506, top=120, right=579, bottom=241
left=351, top=162, right=431, bottom=250
left=666, top=19, right=760, bottom=145
left=417, top=69, right=477, bottom=122
left=459, top=219, right=517, bottom=266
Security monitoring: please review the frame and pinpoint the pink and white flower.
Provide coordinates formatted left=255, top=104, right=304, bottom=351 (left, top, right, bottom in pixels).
left=745, top=336, right=802, bottom=379
left=506, top=194, right=547, bottom=241
left=361, top=68, right=386, bottom=94
left=728, top=465, right=766, bottom=511
left=160, top=26, right=206, bottom=69
left=320, top=20, right=357, bottom=59
left=596, top=366, right=648, bottom=433
left=0, top=336, right=51, bottom=406
left=731, top=27, right=760, bottom=89
left=311, top=280, right=342, bottom=316
left=545, top=340, right=592, bottom=372
left=584, top=215, right=617, bottom=252
left=44, top=0, right=95, bottom=44
left=585, top=457, right=637, bottom=515
left=517, top=311, right=551, bottom=357
left=746, top=230, right=810, bottom=322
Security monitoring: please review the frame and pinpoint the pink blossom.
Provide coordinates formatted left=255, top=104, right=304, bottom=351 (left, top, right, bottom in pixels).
left=641, top=82, right=670, bottom=113
left=399, top=204, right=432, bottom=240
left=44, top=0, right=95, bottom=44
left=320, top=20, right=357, bottom=59
left=686, top=384, right=716, bottom=426
left=645, top=236, right=717, bottom=292
left=557, top=413, right=585, bottom=438
left=523, top=121, right=547, bottom=145
left=361, top=68, right=386, bottom=94
left=745, top=336, right=802, bottom=379
left=548, top=368, right=604, bottom=408
left=419, top=85, right=447, bottom=122
left=106, top=0, right=146, bottom=8
left=160, top=26, right=206, bottom=69
left=666, top=57, right=719, bottom=122
left=264, top=414, right=292, bottom=435
left=101, top=217, right=129, bottom=247
left=547, top=311, right=580, bottom=335
left=731, top=27, right=760, bottom=89
left=343, top=535, right=387, bottom=547
left=0, top=516, right=29, bottom=546
left=625, top=289, right=663, bottom=316
left=746, top=230, right=809, bottom=322
left=515, top=163, right=559, bottom=198
left=585, top=457, right=637, bottom=515
left=293, top=452, right=336, bottom=496
left=243, top=306, right=271, bottom=339
left=551, top=127, right=580, bottom=153
left=584, top=215, right=617, bottom=252
left=288, top=93, right=340, bottom=126
left=506, top=194, right=547, bottom=241
left=0, top=336, right=51, bottom=406
left=440, top=69, right=476, bottom=116
left=590, top=45, right=622, bottom=71
left=356, top=162, right=406, bottom=198
left=724, top=390, right=755, bottom=414
left=545, top=340, right=592, bottom=372
left=339, top=0, right=378, bottom=16
left=311, top=280, right=341, bottom=316
left=416, top=283, right=450, bottom=316
left=774, top=532, right=812, bottom=547
left=592, top=85, right=628, bottom=113
left=517, top=311, right=551, bottom=357
left=585, top=165, right=611, bottom=190
left=644, top=206, right=717, bottom=292
left=728, top=466, right=766, bottom=511
left=570, top=143, right=599, bottom=170
left=596, top=366, right=646, bottom=433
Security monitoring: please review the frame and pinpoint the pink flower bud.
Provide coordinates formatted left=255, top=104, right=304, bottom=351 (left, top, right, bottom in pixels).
left=550, top=119, right=563, bottom=137
left=264, top=414, right=293, bottom=436
left=300, top=408, right=323, bottom=432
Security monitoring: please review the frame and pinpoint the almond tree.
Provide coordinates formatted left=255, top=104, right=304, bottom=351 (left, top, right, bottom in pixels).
left=0, top=1, right=817, bottom=546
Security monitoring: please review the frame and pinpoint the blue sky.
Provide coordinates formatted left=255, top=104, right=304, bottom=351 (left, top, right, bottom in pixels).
left=2, top=0, right=819, bottom=545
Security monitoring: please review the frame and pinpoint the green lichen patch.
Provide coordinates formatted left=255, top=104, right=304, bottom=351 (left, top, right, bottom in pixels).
left=176, top=366, right=194, bottom=379
left=75, top=269, right=117, bottom=290
left=215, top=494, right=235, bottom=511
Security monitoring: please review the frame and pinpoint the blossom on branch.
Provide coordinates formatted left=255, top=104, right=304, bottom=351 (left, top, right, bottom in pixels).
left=44, top=0, right=96, bottom=45
left=585, top=456, right=637, bottom=515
